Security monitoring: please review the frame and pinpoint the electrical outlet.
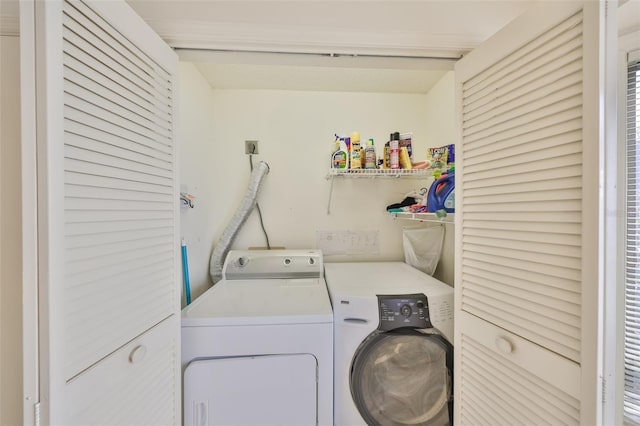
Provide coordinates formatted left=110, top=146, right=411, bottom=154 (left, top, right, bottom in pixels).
left=245, top=140, right=259, bottom=154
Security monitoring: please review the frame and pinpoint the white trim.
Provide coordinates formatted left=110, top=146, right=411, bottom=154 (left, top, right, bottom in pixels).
left=581, top=2, right=605, bottom=423
left=601, top=1, right=623, bottom=425
left=19, top=2, right=39, bottom=425
left=176, top=48, right=457, bottom=71
left=148, top=19, right=474, bottom=59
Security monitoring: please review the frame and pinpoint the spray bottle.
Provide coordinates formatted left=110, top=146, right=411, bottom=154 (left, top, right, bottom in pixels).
left=331, top=135, right=349, bottom=169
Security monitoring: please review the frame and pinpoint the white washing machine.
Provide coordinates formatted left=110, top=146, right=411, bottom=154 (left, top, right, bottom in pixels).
left=325, top=262, right=454, bottom=426
left=181, top=250, right=333, bottom=426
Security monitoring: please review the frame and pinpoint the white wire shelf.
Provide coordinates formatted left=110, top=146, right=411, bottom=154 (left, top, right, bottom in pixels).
left=325, top=167, right=442, bottom=214
left=326, top=168, right=435, bottom=179
left=389, top=212, right=455, bottom=223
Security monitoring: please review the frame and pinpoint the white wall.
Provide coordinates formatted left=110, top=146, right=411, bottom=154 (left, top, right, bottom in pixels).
left=178, top=62, right=220, bottom=303
left=0, top=34, right=23, bottom=426
left=423, top=71, right=455, bottom=285
left=179, top=66, right=458, bottom=300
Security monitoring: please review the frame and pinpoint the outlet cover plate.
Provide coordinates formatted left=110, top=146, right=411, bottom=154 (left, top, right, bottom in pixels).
left=245, top=140, right=259, bottom=154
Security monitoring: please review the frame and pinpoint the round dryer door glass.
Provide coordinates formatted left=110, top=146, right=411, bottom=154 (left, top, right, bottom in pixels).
left=350, top=331, right=452, bottom=426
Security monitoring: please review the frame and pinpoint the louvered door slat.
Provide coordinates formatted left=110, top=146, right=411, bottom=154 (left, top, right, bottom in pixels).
left=65, top=108, right=171, bottom=155
left=62, top=24, right=171, bottom=111
left=65, top=184, right=173, bottom=203
left=66, top=1, right=171, bottom=85
left=65, top=120, right=173, bottom=162
left=464, top=175, right=581, bottom=197
left=65, top=219, right=172, bottom=236
left=64, top=79, right=171, bottom=139
left=62, top=41, right=171, bottom=117
left=65, top=133, right=172, bottom=172
left=464, top=50, right=582, bottom=128
left=466, top=187, right=581, bottom=206
left=66, top=229, right=174, bottom=252
left=464, top=226, right=581, bottom=245
left=65, top=146, right=172, bottom=180
left=463, top=12, right=583, bottom=98
left=66, top=258, right=173, bottom=291
left=464, top=99, right=582, bottom=144
left=463, top=241, right=580, bottom=267
left=465, top=234, right=580, bottom=257
left=64, top=94, right=172, bottom=146
left=463, top=257, right=581, bottom=294
left=462, top=282, right=580, bottom=332
left=463, top=219, right=581, bottom=235
left=62, top=52, right=171, bottom=120
left=463, top=265, right=581, bottom=309
left=65, top=172, right=173, bottom=195
left=465, top=118, right=582, bottom=159
left=63, top=5, right=171, bottom=94
left=465, top=136, right=582, bottom=176
left=63, top=66, right=167, bottom=129
left=65, top=159, right=172, bottom=187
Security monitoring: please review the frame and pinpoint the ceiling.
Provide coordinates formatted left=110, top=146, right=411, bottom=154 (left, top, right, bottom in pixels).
left=4, top=1, right=639, bottom=91
left=126, top=0, right=536, bottom=93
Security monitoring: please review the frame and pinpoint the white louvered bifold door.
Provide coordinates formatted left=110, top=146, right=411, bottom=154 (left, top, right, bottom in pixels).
left=454, top=2, right=602, bottom=425
left=24, top=0, right=180, bottom=424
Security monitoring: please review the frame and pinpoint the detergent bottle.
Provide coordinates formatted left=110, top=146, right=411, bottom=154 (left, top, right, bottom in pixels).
left=350, top=131, right=362, bottom=169
left=364, top=139, right=377, bottom=169
left=427, top=171, right=455, bottom=213
left=331, top=136, right=349, bottom=169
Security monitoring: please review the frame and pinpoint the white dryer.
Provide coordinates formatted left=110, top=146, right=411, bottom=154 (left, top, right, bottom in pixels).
left=182, top=250, right=333, bottom=426
left=325, top=262, right=454, bottom=426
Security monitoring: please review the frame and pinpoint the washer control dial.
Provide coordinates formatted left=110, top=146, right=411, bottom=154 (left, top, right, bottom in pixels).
left=377, top=294, right=433, bottom=331
left=400, top=304, right=412, bottom=318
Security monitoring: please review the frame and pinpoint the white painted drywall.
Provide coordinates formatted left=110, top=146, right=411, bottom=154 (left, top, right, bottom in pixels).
left=179, top=65, right=457, bottom=301
left=178, top=62, right=221, bottom=304
left=0, top=34, right=23, bottom=426
left=423, top=71, right=455, bottom=286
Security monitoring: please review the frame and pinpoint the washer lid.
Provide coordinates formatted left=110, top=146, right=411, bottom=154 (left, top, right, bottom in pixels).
left=181, top=278, right=333, bottom=327
left=324, top=262, right=453, bottom=298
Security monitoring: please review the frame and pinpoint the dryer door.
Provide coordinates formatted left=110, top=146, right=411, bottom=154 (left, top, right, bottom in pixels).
left=184, top=354, right=318, bottom=426
left=350, top=330, right=453, bottom=426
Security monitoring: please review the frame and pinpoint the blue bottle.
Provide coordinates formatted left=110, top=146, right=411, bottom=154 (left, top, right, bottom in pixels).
left=427, top=171, right=455, bottom=213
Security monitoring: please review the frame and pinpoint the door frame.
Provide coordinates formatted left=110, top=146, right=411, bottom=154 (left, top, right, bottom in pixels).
left=20, top=1, right=40, bottom=424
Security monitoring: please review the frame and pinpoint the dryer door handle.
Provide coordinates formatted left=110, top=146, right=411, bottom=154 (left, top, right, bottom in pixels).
left=344, top=318, right=369, bottom=324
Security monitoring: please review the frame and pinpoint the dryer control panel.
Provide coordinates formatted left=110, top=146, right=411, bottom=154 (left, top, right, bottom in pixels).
left=223, top=250, right=323, bottom=280
left=377, top=294, right=433, bottom=331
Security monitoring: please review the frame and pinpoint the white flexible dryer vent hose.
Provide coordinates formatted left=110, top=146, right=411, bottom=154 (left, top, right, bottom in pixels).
left=209, top=160, right=270, bottom=284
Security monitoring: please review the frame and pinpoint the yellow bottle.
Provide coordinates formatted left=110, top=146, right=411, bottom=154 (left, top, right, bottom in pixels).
left=399, top=147, right=412, bottom=169
left=350, top=131, right=362, bottom=169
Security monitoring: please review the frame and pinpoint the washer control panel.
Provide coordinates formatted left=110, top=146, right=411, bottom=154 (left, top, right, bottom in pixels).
left=377, top=293, right=433, bottom=331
